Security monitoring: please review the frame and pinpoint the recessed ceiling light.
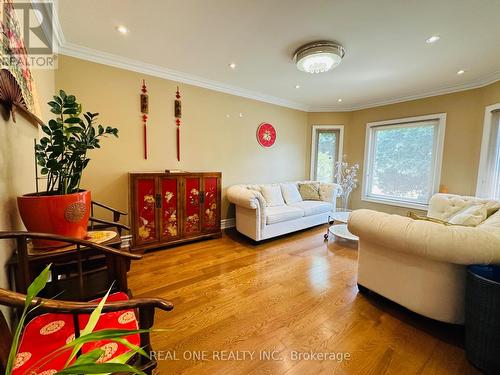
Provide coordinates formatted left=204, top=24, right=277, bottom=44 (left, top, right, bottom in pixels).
left=228, top=63, right=236, bottom=69
left=337, top=98, right=342, bottom=103
left=457, top=69, right=465, bottom=75
left=425, top=35, right=440, bottom=44
left=116, top=25, right=128, bottom=35
left=295, top=84, right=300, bottom=89
left=293, top=41, right=345, bottom=74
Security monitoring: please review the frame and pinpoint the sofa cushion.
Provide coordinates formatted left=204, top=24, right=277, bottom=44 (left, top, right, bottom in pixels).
left=319, top=183, right=335, bottom=202
left=290, top=200, right=332, bottom=216
left=298, top=182, right=321, bottom=201
left=266, top=205, right=304, bottom=224
left=448, top=204, right=487, bottom=226
left=428, top=193, right=500, bottom=220
left=12, top=292, right=139, bottom=375
left=280, top=183, right=302, bottom=204
left=479, top=210, right=500, bottom=232
left=261, top=185, right=285, bottom=207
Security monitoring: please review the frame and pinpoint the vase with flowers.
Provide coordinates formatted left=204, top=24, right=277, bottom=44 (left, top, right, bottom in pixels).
left=335, top=159, right=359, bottom=211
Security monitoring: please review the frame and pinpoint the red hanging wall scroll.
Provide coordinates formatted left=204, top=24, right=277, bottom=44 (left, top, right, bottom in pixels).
left=174, top=87, right=182, bottom=161
left=140, top=80, right=149, bottom=159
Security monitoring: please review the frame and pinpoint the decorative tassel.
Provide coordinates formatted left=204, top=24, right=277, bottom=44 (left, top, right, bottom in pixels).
left=176, top=126, right=180, bottom=161
left=143, top=114, right=148, bottom=159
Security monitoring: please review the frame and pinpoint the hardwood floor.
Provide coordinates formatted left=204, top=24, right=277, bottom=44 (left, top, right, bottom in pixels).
left=128, top=226, right=480, bottom=375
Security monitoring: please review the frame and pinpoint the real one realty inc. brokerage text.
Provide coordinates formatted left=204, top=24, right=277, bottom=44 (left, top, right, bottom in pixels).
left=150, top=350, right=352, bottom=362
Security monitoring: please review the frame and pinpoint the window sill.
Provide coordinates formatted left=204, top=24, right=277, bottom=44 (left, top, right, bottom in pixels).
left=361, top=195, right=429, bottom=211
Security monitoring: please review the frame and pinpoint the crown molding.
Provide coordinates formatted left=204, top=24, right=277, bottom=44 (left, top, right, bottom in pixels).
left=309, top=71, right=500, bottom=112
left=57, top=41, right=500, bottom=113
left=58, top=42, right=309, bottom=111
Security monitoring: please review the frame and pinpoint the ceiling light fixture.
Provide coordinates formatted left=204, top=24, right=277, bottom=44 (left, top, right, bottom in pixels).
left=457, top=69, right=465, bottom=75
left=228, top=63, right=236, bottom=69
left=337, top=98, right=342, bottom=102
left=293, top=41, right=345, bottom=74
left=425, top=35, right=440, bottom=44
left=116, top=25, right=128, bottom=35
left=295, top=84, right=300, bottom=89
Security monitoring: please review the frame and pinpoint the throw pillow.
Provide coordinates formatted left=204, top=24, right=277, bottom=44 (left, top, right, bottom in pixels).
left=298, top=182, right=321, bottom=201
left=280, top=183, right=302, bottom=204
left=260, top=185, right=285, bottom=207
left=319, top=183, right=335, bottom=202
left=448, top=204, right=487, bottom=226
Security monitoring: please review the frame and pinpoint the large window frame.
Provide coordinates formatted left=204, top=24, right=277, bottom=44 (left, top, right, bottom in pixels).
left=310, top=125, right=344, bottom=182
left=362, top=113, right=446, bottom=209
left=476, top=103, right=500, bottom=199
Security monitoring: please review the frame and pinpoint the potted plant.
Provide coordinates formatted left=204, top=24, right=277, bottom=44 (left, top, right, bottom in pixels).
left=17, top=90, right=118, bottom=248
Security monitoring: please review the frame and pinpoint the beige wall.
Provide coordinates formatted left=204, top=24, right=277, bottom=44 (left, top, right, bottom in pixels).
left=308, top=81, right=500, bottom=215
left=55, top=56, right=308, bottom=220
left=0, top=68, right=55, bottom=319
left=55, top=54, right=500, bottom=221
left=481, top=80, right=500, bottom=107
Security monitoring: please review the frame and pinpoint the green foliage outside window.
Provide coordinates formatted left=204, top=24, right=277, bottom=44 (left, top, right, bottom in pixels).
left=371, top=125, right=434, bottom=201
left=316, top=132, right=337, bottom=182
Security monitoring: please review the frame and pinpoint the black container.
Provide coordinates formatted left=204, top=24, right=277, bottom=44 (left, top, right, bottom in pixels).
left=465, top=265, right=500, bottom=374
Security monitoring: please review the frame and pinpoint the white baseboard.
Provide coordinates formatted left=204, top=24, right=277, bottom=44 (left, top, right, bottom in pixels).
left=121, top=219, right=235, bottom=247
left=221, top=218, right=236, bottom=229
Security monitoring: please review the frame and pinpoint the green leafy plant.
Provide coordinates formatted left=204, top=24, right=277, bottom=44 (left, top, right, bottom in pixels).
left=6, top=265, right=149, bottom=375
left=35, top=90, right=118, bottom=195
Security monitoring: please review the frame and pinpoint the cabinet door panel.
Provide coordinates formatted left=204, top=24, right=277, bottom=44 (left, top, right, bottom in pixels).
left=160, top=177, right=180, bottom=241
left=184, top=177, right=202, bottom=235
left=202, top=176, right=220, bottom=232
left=134, top=177, right=158, bottom=244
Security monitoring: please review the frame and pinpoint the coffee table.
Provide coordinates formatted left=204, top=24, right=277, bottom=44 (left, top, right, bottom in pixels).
left=324, top=211, right=359, bottom=241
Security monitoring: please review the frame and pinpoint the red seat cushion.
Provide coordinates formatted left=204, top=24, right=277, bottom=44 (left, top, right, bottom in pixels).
left=12, top=292, right=140, bottom=375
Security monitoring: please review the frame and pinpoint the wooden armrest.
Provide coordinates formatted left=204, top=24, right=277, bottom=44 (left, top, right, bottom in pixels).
left=0, top=288, right=173, bottom=314
left=92, top=201, right=128, bottom=216
left=89, top=217, right=131, bottom=231
left=0, top=231, right=141, bottom=260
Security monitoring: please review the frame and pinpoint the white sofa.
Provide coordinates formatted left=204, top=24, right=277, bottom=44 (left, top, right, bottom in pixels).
left=348, top=193, right=500, bottom=324
left=227, top=181, right=341, bottom=241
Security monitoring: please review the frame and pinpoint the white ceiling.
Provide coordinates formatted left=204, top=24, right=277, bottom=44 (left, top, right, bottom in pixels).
left=56, top=0, right=500, bottom=111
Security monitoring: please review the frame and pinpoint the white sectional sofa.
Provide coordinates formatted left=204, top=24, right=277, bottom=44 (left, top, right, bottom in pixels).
left=227, top=181, right=341, bottom=241
left=348, top=193, right=500, bottom=324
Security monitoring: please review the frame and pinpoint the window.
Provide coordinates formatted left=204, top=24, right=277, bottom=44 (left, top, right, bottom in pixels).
left=310, top=125, right=344, bottom=182
left=476, top=104, right=500, bottom=199
left=362, top=114, right=446, bottom=209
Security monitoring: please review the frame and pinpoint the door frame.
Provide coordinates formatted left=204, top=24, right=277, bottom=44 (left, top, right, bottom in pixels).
left=310, top=124, right=344, bottom=181
left=476, top=103, right=500, bottom=198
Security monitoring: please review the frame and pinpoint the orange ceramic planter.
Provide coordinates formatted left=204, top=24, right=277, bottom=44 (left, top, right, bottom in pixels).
left=17, top=190, right=91, bottom=248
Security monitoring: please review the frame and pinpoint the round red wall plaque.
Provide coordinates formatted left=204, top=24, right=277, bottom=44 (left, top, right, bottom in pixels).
left=256, top=122, right=276, bottom=148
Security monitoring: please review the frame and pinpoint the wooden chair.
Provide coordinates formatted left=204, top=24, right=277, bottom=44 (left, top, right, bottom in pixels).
left=0, top=231, right=173, bottom=374
left=4, top=231, right=136, bottom=301
left=89, top=200, right=130, bottom=236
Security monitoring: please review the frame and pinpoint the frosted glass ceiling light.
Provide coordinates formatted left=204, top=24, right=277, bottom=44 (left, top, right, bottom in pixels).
left=293, top=41, right=345, bottom=74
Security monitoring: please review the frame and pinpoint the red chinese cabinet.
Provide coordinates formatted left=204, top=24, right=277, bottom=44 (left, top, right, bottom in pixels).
left=129, top=171, right=222, bottom=252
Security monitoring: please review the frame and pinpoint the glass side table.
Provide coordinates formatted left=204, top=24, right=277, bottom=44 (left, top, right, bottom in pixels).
left=324, top=210, right=359, bottom=241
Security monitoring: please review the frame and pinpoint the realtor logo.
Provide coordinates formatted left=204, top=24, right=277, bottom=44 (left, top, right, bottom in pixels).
left=2, top=0, right=56, bottom=68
